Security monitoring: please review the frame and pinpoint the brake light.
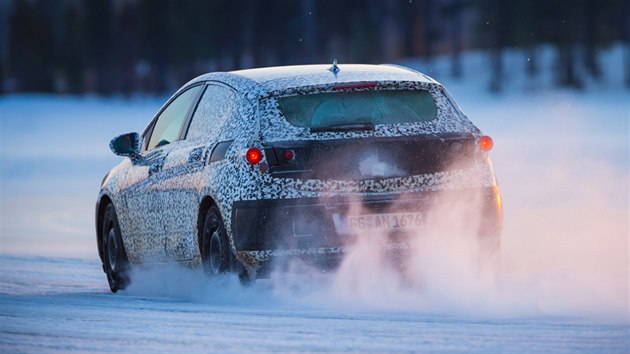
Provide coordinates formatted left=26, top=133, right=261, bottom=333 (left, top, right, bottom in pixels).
left=479, top=136, right=493, bottom=152
left=246, top=147, right=262, bottom=164
left=332, top=81, right=378, bottom=90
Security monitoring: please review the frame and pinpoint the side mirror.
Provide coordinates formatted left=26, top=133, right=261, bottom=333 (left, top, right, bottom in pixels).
left=110, top=132, right=141, bottom=161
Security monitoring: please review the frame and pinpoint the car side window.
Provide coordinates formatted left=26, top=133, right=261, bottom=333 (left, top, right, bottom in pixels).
left=185, top=84, right=237, bottom=142
left=146, top=85, right=203, bottom=151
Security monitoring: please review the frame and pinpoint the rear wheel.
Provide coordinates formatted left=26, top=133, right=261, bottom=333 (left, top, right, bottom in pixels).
left=201, top=205, right=230, bottom=275
left=102, top=203, right=130, bottom=292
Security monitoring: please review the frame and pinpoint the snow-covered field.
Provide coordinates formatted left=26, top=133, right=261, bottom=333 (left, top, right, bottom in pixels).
left=1, top=255, right=628, bottom=353
left=0, top=46, right=628, bottom=352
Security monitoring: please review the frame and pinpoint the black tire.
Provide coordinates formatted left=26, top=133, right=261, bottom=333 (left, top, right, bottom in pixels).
left=200, top=205, right=230, bottom=275
left=102, top=203, right=130, bottom=292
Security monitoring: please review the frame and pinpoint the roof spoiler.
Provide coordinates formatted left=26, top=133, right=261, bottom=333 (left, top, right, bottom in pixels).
left=380, top=63, right=439, bottom=84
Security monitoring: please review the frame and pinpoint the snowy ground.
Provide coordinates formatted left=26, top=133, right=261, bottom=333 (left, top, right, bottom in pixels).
left=0, top=45, right=628, bottom=352
left=1, top=255, right=628, bottom=353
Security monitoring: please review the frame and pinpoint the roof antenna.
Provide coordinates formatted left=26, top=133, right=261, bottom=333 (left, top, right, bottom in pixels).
left=328, top=59, right=340, bottom=77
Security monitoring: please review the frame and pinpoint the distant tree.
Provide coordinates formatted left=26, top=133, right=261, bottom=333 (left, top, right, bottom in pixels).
left=8, top=0, right=59, bottom=91
left=345, top=0, right=380, bottom=63
left=0, top=0, right=10, bottom=94
left=397, top=0, right=436, bottom=61
left=510, top=0, right=543, bottom=77
left=381, top=0, right=403, bottom=62
left=4, top=0, right=628, bottom=94
left=582, top=0, right=602, bottom=80
left=541, top=0, right=583, bottom=88
left=315, top=0, right=356, bottom=63
left=624, top=0, right=630, bottom=88
left=187, top=0, right=215, bottom=65
left=84, top=0, right=114, bottom=93
left=112, top=2, right=140, bottom=94
left=139, top=0, right=173, bottom=92
left=300, top=0, right=318, bottom=63
left=8, top=0, right=35, bottom=91
left=580, top=0, right=625, bottom=82
left=421, top=0, right=437, bottom=60
left=476, top=0, right=510, bottom=92
left=400, top=0, right=416, bottom=58
left=443, top=0, right=469, bottom=79
left=60, top=1, right=85, bottom=93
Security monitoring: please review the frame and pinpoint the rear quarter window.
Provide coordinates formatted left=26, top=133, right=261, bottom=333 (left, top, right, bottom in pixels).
left=185, top=84, right=237, bottom=142
left=276, top=89, right=437, bottom=129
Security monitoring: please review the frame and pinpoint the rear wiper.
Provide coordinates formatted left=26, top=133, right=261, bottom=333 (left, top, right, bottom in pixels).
left=310, top=122, right=374, bottom=133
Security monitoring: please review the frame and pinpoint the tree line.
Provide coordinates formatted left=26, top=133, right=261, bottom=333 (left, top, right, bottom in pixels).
left=2, top=0, right=629, bottom=95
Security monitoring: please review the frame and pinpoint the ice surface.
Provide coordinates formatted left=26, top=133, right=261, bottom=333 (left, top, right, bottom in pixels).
left=1, top=255, right=628, bottom=353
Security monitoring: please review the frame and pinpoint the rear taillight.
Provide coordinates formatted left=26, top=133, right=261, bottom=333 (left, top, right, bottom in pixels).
left=246, top=147, right=262, bottom=164
left=479, top=135, right=493, bottom=152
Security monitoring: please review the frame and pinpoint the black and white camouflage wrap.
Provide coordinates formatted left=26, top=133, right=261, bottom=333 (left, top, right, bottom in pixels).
left=97, top=64, right=496, bottom=271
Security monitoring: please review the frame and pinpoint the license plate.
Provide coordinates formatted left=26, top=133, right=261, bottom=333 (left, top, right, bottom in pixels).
left=333, top=212, right=423, bottom=234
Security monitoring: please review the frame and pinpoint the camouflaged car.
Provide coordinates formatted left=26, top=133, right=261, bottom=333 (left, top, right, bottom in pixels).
left=96, top=62, right=502, bottom=292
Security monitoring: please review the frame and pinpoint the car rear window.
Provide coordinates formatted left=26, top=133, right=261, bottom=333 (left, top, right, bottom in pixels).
left=276, top=89, right=437, bottom=129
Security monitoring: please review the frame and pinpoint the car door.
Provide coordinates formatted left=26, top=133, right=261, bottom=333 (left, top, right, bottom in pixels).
left=156, top=82, right=238, bottom=261
left=120, top=84, right=204, bottom=262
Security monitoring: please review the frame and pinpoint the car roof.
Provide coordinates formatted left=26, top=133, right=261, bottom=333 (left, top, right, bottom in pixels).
left=234, top=64, right=435, bottom=84
left=181, top=63, right=440, bottom=100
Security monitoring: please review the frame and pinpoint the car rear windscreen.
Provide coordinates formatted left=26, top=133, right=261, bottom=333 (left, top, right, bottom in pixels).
left=276, top=89, right=438, bottom=129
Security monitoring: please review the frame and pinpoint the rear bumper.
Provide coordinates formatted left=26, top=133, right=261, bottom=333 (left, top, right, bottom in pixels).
left=231, top=187, right=502, bottom=264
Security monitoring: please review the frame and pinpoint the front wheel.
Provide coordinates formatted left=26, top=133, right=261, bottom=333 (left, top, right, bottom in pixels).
left=102, top=203, right=130, bottom=292
left=200, top=205, right=230, bottom=275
